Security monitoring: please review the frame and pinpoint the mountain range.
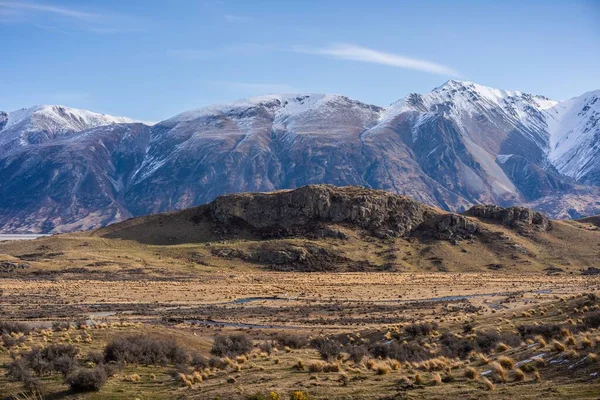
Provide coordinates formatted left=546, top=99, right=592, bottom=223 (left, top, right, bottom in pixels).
left=1, top=80, right=599, bottom=233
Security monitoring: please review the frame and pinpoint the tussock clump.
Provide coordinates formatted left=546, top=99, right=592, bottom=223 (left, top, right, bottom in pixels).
left=387, top=359, right=402, bottom=371
left=464, top=366, right=479, bottom=380
left=307, top=360, right=340, bottom=373
left=414, top=373, right=424, bottom=385
left=294, top=359, right=305, bottom=371
left=551, top=340, right=566, bottom=353
left=430, top=372, right=442, bottom=385
left=490, top=362, right=507, bottom=383
left=495, top=342, right=510, bottom=353
left=480, top=376, right=495, bottom=391
left=497, top=355, right=515, bottom=370
left=534, top=335, right=547, bottom=347
left=512, top=368, right=525, bottom=381
left=374, top=363, right=391, bottom=375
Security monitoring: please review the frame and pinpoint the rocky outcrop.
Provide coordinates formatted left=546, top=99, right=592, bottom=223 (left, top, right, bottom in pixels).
left=210, top=242, right=374, bottom=272
left=418, top=213, right=480, bottom=241
left=465, top=205, right=550, bottom=232
left=210, top=185, right=440, bottom=239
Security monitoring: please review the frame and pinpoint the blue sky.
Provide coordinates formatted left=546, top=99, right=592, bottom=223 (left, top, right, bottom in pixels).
left=1, top=0, right=599, bottom=121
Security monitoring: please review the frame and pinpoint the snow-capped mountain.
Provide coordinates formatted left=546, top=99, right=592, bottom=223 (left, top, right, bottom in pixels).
left=0, top=105, right=137, bottom=153
left=1, top=81, right=599, bottom=233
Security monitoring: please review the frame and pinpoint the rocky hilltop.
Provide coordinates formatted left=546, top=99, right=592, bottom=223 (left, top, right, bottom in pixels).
left=210, top=185, right=440, bottom=239
left=89, top=184, right=597, bottom=273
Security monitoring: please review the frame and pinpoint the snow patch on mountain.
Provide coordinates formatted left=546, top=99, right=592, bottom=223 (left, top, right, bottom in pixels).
left=547, top=90, right=600, bottom=180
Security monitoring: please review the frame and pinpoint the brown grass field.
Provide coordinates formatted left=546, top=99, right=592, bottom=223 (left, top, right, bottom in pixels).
left=1, top=195, right=600, bottom=399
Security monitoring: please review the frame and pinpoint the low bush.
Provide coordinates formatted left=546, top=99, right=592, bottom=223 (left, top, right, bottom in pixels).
left=517, top=324, right=562, bottom=340
left=311, top=338, right=342, bottom=361
left=275, top=333, right=308, bottom=349
left=104, top=334, right=188, bottom=366
left=369, top=341, right=430, bottom=362
left=0, top=321, right=32, bottom=335
left=404, top=322, right=438, bottom=338
left=190, top=352, right=210, bottom=369
left=211, top=334, right=253, bottom=358
left=583, top=311, right=600, bottom=329
left=345, top=345, right=369, bottom=364
left=66, top=366, right=107, bottom=392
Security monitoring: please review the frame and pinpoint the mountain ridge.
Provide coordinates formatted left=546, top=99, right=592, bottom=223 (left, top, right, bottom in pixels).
left=1, top=80, right=600, bottom=233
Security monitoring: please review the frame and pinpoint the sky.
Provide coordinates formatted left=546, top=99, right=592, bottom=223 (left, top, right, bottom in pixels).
left=0, top=0, right=599, bottom=122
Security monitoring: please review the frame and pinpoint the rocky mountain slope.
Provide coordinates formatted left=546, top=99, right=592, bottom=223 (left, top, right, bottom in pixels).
left=1, top=80, right=600, bottom=233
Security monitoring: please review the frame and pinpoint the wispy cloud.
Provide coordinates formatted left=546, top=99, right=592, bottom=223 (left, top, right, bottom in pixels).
left=0, top=1, right=97, bottom=20
left=295, top=43, right=460, bottom=77
left=201, top=80, right=294, bottom=93
left=224, top=14, right=253, bottom=22
left=0, top=1, right=145, bottom=34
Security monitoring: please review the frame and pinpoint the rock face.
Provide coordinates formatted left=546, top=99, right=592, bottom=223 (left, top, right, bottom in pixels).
left=419, top=214, right=480, bottom=241
left=210, top=185, right=440, bottom=238
left=465, top=205, right=551, bottom=231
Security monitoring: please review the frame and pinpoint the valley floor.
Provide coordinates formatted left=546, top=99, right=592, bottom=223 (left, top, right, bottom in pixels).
left=1, top=270, right=600, bottom=399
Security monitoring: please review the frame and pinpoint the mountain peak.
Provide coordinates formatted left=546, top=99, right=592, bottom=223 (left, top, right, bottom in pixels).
left=1, top=104, right=139, bottom=134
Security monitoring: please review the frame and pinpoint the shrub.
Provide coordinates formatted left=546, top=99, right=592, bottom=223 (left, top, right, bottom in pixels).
left=584, top=311, right=600, bottom=329
left=248, top=393, right=281, bottom=400
left=104, top=334, right=188, bottom=366
left=346, top=345, right=369, bottom=364
left=211, top=334, right=252, bottom=358
left=190, top=352, right=210, bottom=369
left=66, top=366, right=107, bottom=392
left=311, top=337, right=342, bottom=361
left=86, top=351, right=105, bottom=365
left=259, top=341, right=274, bottom=355
left=7, top=358, right=40, bottom=390
left=275, top=334, right=308, bottom=349
left=52, top=321, right=71, bottom=331
left=370, top=341, right=430, bottom=362
left=404, top=322, right=438, bottom=338
left=517, top=324, right=562, bottom=340
left=289, top=391, right=310, bottom=400
left=2, top=334, right=26, bottom=348
left=0, top=321, right=32, bottom=335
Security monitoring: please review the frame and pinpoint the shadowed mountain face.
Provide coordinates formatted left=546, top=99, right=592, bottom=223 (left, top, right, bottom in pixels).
left=1, top=81, right=599, bottom=233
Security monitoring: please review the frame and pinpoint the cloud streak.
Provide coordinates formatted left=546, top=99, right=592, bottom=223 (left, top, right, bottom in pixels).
left=0, top=1, right=145, bottom=34
left=224, top=14, right=253, bottom=22
left=295, top=43, right=460, bottom=77
left=0, top=1, right=97, bottom=20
